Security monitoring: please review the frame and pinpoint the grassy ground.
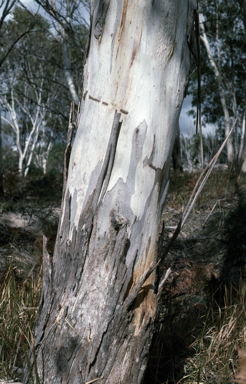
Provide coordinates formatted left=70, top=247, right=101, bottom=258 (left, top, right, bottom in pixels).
left=0, top=169, right=246, bottom=383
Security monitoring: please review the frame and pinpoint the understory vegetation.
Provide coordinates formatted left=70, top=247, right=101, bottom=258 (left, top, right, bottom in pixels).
left=0, top=169, right=246, bottom=384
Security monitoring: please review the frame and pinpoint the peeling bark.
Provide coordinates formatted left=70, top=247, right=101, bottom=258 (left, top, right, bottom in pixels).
left=23, top=1, right=196, bottom=383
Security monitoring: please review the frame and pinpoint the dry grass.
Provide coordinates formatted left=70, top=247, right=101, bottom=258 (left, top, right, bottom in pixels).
left=167, top=169, right=237, bottom=211
left=180, top=283, right=246, bottom=384
left=0, top=264, right=42, bottom=382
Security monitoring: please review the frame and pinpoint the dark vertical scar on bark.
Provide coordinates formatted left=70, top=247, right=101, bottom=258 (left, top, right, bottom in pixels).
left=83, top=90, right=88, bottom=100
left=85, top=12, right=93, bottom=58
left=130, top=27, right=143, bottom=67
left=91, top=110, right=122, bottom=211
left=94, top=0, right=110, bottom=40
left=62, top=102, right=74, bottom=209
left=143, top=134, right=156, bottom=169
left=145, top=237, right=151, bottom=259
left=130, top=46, right=137, bottom=66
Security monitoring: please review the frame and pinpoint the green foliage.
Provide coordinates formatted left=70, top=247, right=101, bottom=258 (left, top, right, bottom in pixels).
left=47, top=142, right=66, bottom=174
left=180, top=132, right=227, bottom=170
left=24, top=171, right=63, bottom=202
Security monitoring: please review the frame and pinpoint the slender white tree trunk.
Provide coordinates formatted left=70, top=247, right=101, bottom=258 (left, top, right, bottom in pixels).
left=0, top=78, right=46, bottom=177
left=24, top=2, right=196, bottom=383
left=62, top=39, right=80, bottom=105
left=41, top=130, right=53, bottom=174
left=24, top=122, right=41, bottom=177
left=200, top=13, right=234, bottom=165
left=50, top=0, right=80, bottom=105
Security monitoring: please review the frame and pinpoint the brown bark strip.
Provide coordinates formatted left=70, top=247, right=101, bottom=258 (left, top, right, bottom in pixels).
left=117, top=0, right=128, bottom=45
left=58, top=101, right=75, bottom=235
left=123, top=261, right=156, bottom=310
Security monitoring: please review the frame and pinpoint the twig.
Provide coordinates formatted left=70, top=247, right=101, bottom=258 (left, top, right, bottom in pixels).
left=65, top=318, right=84, bottom=339
left=181, top=118, right=237, bottom=229
left=158, top=267, right=172, bottom=294
left=85, top=379, right=102, bottom=384
left=203, top=200, right=218, bottom=227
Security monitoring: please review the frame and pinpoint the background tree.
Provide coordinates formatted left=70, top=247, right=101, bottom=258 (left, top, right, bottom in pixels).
left=0, top=7, right=77, bottom=177
left=188, top=0, right=246, bottom=167
left=0, top=0, right=15, bottom=30
left=0, top=0, right=16, bottom=195
left=23, top=1, right=197, bottom=383
left=236, top=0, right=246, bottom=172
left=22, top=0, right=90, bottom=105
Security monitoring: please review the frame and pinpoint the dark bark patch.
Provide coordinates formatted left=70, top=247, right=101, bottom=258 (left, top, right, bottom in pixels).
left=94, top=0, right=110, bottom=40
left=120, top=108, right=128, bottom=114
left=83, top=90, right=88, bottom=100
left=55, top=336, right=79, bottom=375
left=110, top=208, right=128, bottom=231
left=89, top=95, right=101, bottom=102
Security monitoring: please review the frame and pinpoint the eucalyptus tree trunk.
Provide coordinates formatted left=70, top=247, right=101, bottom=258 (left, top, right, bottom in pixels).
left=24, top=1, right=196, bottom=383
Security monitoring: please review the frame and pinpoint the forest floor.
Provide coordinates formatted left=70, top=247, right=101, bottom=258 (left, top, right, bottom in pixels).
left=0, top=169, right=246, bottom=383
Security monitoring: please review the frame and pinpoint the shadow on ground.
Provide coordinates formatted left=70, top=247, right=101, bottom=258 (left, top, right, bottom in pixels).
left=144, top=192, right=246, bottom=384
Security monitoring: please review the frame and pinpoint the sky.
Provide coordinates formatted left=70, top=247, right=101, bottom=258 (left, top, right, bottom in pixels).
left=180, top=95, right=215, bottom=137
left=179, top=95, right=196, bottom=136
